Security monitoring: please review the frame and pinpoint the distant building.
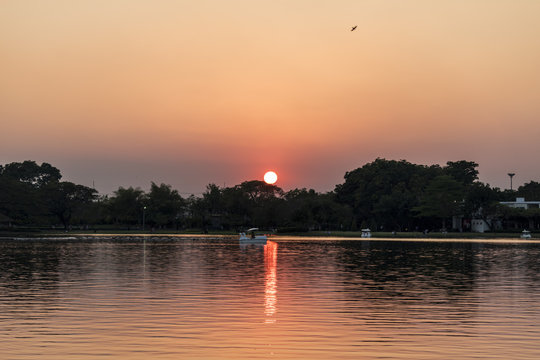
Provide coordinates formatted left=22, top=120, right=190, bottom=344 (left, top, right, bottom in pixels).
left=453, top=198, right=540, bottom=233
left=499, top=197, right=540, bottom=230
left=500, top=197, right=540, bottom=209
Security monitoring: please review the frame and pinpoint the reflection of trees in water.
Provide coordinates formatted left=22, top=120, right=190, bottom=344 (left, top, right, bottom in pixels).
left=276, top=241, right=476, bottom=320
left=338, top=241, right=477, bottom=296
left=0, top=239, right=158, bottom=306
left=0, top=240, right=68, bottom=288
left=276, top=241, right=540, bottom=324
left=0, top=240, right=64, bottom=314
left=119, top=238, right=271, bottom=300
left=331, top=241, right=480, bottom=320
left=3, top=238, right=539, bottom=325
left=470, top=243, right=540, bottom=286
left=524, top=246, right=540, bottom=284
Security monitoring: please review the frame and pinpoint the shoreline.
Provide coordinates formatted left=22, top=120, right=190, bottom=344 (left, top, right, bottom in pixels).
left=1, top=232, right=538, bottom=244
left=1, top=228, right=536, bottom=239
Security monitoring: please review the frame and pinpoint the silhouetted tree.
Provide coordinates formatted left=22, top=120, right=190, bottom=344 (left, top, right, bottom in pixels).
left=221, top=181, right=284, bottom=229
left=335, top=158, right=442, bottom=230
left=517, top=181, right=540, bottom=200
left=462, top=182, right=502, bottom=231
left=414, top=175, right=464, bottom=230
left=1, top=161, right=61, bottom=187
left=44, top=181, right=97, bottom=229
left=443, top=160, right=479, bottom=186
left=146, top=182, right=185, bottom=229
left=107, top=187, right=146, bottom=228
left=0, top=161, right=63, bottom=224
left=3, top=158, right=540, bottom=233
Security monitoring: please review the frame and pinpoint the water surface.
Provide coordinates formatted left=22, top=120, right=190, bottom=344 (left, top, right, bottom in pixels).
left=1, top=237, right=539, bottom=359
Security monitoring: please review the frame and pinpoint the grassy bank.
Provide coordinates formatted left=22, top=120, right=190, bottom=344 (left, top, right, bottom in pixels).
left=278, top=230, right=536, bottom=239
left=1, top=227, right=535, bottom=239
left=0, top=227, right=237, bottom=238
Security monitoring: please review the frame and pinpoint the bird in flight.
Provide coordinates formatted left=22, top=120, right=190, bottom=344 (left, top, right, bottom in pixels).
left=351, top=25, right=357, bottom=31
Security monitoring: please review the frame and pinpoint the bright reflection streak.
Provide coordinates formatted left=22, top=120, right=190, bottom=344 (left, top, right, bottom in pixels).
left=264, top=241, right=278, bottom=323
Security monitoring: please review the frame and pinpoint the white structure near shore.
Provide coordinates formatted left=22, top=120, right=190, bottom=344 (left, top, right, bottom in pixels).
left=500, top=197, right=540, bottom=209
left=469, top=219, right=498, bottom=233
left=454, top=198, right=539, bottom=233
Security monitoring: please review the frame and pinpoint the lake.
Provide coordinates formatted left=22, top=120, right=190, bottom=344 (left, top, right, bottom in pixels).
left=1, top=236, right=540, bottom=359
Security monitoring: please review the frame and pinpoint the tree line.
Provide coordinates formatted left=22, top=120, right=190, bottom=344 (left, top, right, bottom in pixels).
left=1, top=159, right=540, bottom=232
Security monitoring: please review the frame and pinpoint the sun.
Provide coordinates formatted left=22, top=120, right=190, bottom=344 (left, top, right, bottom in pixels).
left=264, top=171, right=278, bottom=185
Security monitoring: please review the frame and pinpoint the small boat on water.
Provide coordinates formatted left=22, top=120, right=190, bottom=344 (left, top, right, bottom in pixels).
left=239, top=228, right=267, bottom=245
left=521, top=230, right=532, bottom=239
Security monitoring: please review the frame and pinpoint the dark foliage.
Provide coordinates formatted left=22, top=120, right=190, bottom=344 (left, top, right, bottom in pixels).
left=1, top=159, right=538, bottom=232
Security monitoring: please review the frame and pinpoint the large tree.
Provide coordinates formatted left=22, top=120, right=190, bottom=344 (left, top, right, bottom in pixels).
left=283, top=188, right=319, bottom=229
left=414, top=175, right=465, bottom=230
left=517, top=181, right=540, bottom=200
left=335, top=158, right=441, bottom=230
left=1, top=161, right=61, bottom=187
left=45, top=181, right=97, bottom=229
left=0, top=161, right=63, bottom=224
left=188, top=184, right=225, bottom=230
left=234, top=180, right=284, bottom=229
left=284, top=189, right=352, bottom=231
left=107, top=187, right=146, bottom=227
left=462, top=182, right=502, bottom=231
left=443, top=160, right=479, bottom=186
left=146, top=182, right=186, bottom=229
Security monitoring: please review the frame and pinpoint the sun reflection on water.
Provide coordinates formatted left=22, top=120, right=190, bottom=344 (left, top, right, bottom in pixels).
left=264, top=240, right=278, bottom=323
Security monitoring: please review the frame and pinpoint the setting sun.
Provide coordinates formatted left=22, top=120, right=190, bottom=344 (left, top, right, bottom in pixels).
left=264, top=171, right=278, bottom=185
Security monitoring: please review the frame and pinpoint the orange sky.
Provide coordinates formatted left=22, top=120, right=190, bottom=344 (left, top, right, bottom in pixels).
left=2, top=1, right=540, bottom=194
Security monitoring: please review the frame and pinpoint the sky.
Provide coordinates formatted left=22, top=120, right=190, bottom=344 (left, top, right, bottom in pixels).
left=2, top=0, right=540, bottom=195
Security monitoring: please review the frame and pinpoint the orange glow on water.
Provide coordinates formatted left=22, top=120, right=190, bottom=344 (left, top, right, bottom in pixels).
left=264, top=241, right=278, bottom=323
left=3, top=238, right=540, bottom=359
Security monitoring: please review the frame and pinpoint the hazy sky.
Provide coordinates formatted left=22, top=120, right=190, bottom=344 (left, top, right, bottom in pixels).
left=2, top=0, right=540, bottom=195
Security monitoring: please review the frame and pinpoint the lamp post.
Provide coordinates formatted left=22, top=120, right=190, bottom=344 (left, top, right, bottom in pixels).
left=142, top=206, right=147, bottom=231
left=508, top=173, right=515, bottom=191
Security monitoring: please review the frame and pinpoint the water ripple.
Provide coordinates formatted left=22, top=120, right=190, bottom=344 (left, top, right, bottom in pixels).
left=1, top=238, right=540, bottom=359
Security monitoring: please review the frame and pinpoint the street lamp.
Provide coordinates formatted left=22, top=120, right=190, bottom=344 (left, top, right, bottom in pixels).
left=142, top=206, right=147, bottom=231
left=508, top=173, right=515, bottom=191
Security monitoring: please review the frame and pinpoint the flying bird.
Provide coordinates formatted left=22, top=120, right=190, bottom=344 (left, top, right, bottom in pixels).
left=351, top=25, right=357, bottom=31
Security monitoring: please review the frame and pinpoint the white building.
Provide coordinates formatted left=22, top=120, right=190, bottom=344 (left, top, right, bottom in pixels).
left=500, top=197, right=540, bottom=209
left=455, top=198, right=540, bottom=233
left=499, top=197, right=540, bottom=230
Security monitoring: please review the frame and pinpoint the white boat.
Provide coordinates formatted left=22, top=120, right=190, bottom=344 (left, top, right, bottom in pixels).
left=521, top=230, right=532, bottom=239
left=361, top=228, right=371, bottom=238
left=239, top=228, right=267, bottom=245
